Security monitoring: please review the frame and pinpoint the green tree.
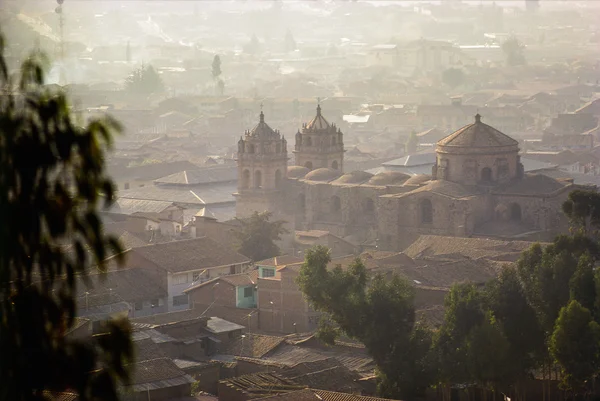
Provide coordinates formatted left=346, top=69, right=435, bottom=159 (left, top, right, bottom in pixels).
left=502, top=36, right=526, bottom=67
left=297, top=246, right=436, bottom=399
left=0, top=36, right=133, bottom=400
left=485, top=268, right=545, bottom=398
left=124, top=64, right=164, bottom=96
left=465, top=313, right=512, bottom=395
left=550, top=300, right=600, bottom=393
left=405, top=130, right=418, bottom=154
left=434, top=283, right=485, bottom=399
left=562, top=189, right=600, bottom=237
left=569, top=253, right=597, bottom=316
left=441, top=68, right=465, bottom=88
left=234, top=211, right=287, bottom=262
left=284, top=30, right=297, bottom=52
left=211, top=54, right=222, bottom=80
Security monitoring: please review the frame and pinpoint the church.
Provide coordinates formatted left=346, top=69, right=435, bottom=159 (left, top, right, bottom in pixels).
left=235, top=106, right=581, bottom=251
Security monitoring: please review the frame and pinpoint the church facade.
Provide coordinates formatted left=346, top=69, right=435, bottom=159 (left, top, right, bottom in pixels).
left=235, top=107, right=581, bottom=251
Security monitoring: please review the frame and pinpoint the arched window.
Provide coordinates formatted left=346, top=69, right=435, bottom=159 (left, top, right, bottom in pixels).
left=331, top=196, right=341, bottom=213
left=481, top=167, right=492, bottom=182
left=331, top=160, right=338, bottom=170
left=305, top=161, right=313, bottom=170
left=420, top=199, right=433, bottom=224
left=276, top=143, right=282, bottom=153
left=510, top=203, right=522, bottom=221
left=241, top=169, right=250, bottom=189
left=247, top=144, right=255, bottom=154
left=275, top=170, right=282, bottom=188
left=305, top=136, right=312, bottom=146
left=254, top=170, right=262, bottom=189
left=364, top=198, right=375, bottom=212
left=331, top=136, right=337, bottom=145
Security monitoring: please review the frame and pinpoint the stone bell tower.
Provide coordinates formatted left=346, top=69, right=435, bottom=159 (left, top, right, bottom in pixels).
left=234, top=111, right=288, bottom=218
left=294, top=104, right=344, bottom=172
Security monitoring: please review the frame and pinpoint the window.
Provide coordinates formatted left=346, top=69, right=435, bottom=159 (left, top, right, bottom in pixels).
left=150, top=298, right=159, bottom=308
left=230, top=265, right=237, bottom=274
left=481, top=167, right=492, bottom=182
left=331, top=160, right=338, bottom=170
left=241, top=169, right=250, bottom=189
left=254, top=170, right=262, bottom=189
left=134, top=302, right=143, bottom=311
left=331, top=136, right=336, bottom=145
left=305, top=161, right=313, bottom=170
left=510, top=203, right=522, bottom=221
left=173, top=274, right=188, bottom=285
left=243, top=286, right=254, bottom=298
left=421, top=199, right=433, bottom=224
left=305, top=136, right=312, bottom=146
left=364, top=198, right=375, bottom=212
left=262, top=268, right=275, bottom=278
left=172, top=294, right=188, bottom=307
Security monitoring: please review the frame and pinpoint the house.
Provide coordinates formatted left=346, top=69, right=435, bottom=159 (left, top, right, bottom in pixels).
left=75, top=267, right=168, bottom=321
left=113, top=237, right=252, bottom=312
left=293, top=230, right=357, bottom=257
left=120, top=358, right=195, bottom=401
left=184, top=271, right=260, bottom=310
left=217, top=372, right=305, bottom=401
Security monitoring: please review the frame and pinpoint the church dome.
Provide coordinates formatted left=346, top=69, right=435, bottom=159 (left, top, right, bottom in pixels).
left=247, top=111, right=280, bottom=140
left=437, top=114, right=518, bottom=150
left=404, top=174, right=431, bottom=186
left=287, top=165, right=310, bottom=179
left=332, top=170, right=374, bottom=184
left=367, top=171, right=411, bottom=186
left=305, top=105, right=330, bottom=131
left=304, top=168, right=343, bottom=182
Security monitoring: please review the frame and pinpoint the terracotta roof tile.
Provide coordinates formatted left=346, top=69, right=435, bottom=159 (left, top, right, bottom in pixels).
left=131, top=237, right=250, bottom=273
left=438, top=115, right=518, bottom=148
left=404, top=235, right=537, bottom=261
left=128, top=358, right=189, bottom=385
left=222, top=333, right=286, bottom=358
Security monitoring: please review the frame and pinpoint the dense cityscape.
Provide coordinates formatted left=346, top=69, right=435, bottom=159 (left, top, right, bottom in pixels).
left=1, top=0, right=600, bottom=400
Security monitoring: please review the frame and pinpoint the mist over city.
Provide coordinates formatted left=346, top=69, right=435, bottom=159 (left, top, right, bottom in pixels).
left=1, top=1, right=600, bottom=401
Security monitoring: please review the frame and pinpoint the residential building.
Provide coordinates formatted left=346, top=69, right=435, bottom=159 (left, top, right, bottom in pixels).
left=113, top=237, right=251, bottom=312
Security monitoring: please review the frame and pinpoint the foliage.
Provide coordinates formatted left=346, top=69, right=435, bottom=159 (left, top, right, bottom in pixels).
left=284, top=30, right=297, bottom=53
left=550, top=300, right=600, bottom=392
left=0, top=35, right=133, bottom=400
left=297, top=246, right=436, bottom=399
left=441, top=68, right=465, bottom=88
left=502, top=36, right=526, bottom=67
left=405, top=130, right=418, bottom=154
left=211, top=55, right=222, bottom=79
left=234, top=211, right=287, bottom=262
left=562, top=189, right=600, bottom=237
left=124, top=64, right=164, bottom=96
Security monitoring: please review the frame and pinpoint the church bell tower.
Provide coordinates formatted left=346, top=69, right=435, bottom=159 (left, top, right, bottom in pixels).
left=235, top=111, right=288, bottom=218
left=294, top=104, right=344, bottom=172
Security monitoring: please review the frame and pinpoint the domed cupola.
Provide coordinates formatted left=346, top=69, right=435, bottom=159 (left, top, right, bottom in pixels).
left=434, top=114, right=522, bottom=186
left=294, top=103, right=344, bottom=172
